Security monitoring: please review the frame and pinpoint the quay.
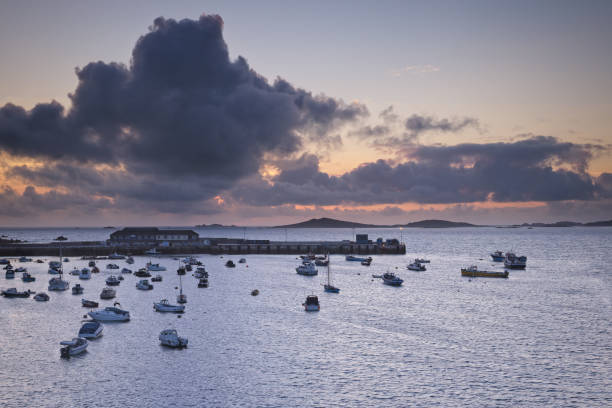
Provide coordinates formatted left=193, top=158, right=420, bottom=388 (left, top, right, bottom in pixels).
left=0, top=227, right=405, bottom=257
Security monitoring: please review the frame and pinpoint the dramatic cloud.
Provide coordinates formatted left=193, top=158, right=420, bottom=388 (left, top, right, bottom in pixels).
left=233, top=136, right=608, bottom=206
left=0, top=14, right=366, bottom=216
left=404, top=114, right=479, bottom=138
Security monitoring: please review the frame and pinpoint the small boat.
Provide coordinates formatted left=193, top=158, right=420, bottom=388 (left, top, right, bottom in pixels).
left=407, top=260, right=426, bottom=271
left=153, top=299, right=185, bottom=313
left=159, top=329, right=188, bottom=348
left=69, top=267, right=80, bottom=276
left=1, top=288, right=31, bottom=298
left=345, top=255, right=372, bottom=262
left=100, top=287, right=116, bottom=299
left=121, top=268, right=132, bottom=274
left=126, top=256, right=135, bottom=264
left=146, top=262, right=166, bottom=272
left=225, top=260, right=235, bottom=268
left=14, top=267, right=26, bottom=272
left=381, top=272, right=403, bottom=286
left=461, top=265, right=509, bottom=278
left=60, top=337, right=88, bottom=358
left=117, top=275, right=124, bottom=281
left=314, top=258, right=329, bottom=266
left=105, top=275, right=120, bottom=286
left=63, top=258, right=70, bottom=263
left=106, top=263, right=119, bottom=270
left=303, top=295, right=320, bottom=311
left=296, top=261, right=318, bottom=276
left=55, top=236, right=68, bottom=241
left=48, top=277, right=69, bottom=291
left=81, top=299, right=99, bottom=308
left=19, top=256, right=32, bottom=262
left=177, top=274, right=187, bottom=304
left=151, top=275, right=162, bottom=282
left=5, top=269, right=15, bottom=279
left=185, top=264, right=192, bottom=272
left=72, top=284, right=84, bottom=295
left=193, top=268, right=208, bottom=278
left=79, top=268, right=91, bottom=280
left=36, top=259, right=44, bottom=263
left=78, top=321, right=103, bottom=339
left=0, top=258, right=10, bottom=264
left=88, top=306, right=130, bottom=322
left=108, top=252, right=125, bottom=260
left=49, top=261, right=61, bottom=269
left=136, top=279, right=153, bottom=290
left=145, top=248, right=159, bottom=255
left=504, top=252, right=527, bottom=269
left=134, top=268, right=151, bottom=277
left=3, top=264, right=13, bottom=270
left=323, top=254, right=340, bottom=293
left=91, top=266, right=100, bottom=273
left=22, top=272, right=35, bottom=282
left=361, top=259, right=371, bottom=266
left=198, top=278, right=209, bottom=288
left=48, top=267, right=61, bottom=275
left=414, top=258, right=430, bottom=263
left=238, top=258, right=247, bottom=264
left=34, top=292, right=50, bottom=301
left=88, top=261, right=96, bottom=267
left=251, top=289, right=259, bottom=296
left=490, top=251, right=505, bottom=262
left=177, top=265, right=186, bottom=275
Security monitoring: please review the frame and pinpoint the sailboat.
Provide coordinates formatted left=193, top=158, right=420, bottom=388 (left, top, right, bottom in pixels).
left=48, top=240, right=69, bottom=291
left=177, top=273, right=187, bottom=304
left=323, top=254, right=340, bottom=293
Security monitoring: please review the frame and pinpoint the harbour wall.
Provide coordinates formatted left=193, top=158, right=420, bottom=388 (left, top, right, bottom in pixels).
left=0, top=240, right=406, bottom=257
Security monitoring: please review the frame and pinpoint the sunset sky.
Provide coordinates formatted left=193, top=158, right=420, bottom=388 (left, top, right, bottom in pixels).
left=0, top=0, right=611, bottom=226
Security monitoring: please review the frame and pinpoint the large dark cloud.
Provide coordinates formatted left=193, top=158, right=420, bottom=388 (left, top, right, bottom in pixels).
left=0, top=14, right=366, bottom=216
left=233, top=136, right=608, bottom=206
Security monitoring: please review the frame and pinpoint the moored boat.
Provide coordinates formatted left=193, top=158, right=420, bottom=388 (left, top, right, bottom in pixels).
left=461, top=265, right=509, bottom=278
left=303, top=295, right=320, bottom=311
left=381, top=272, right=403, bottom=286
left=60, top=337, right=88, bottom=358
left=100, top=287, right=116, bottom=299
left=154, top=299, right=185, bottom=313
left=151, top=275, right=162, bottom=282
left=81, top=298, right=99, bottom=308
left=134, top=268, right=151, bottom=277
left=88, top=306, right=130, bottom=322
left=504, top=252, right=527, bottom=269
left=490, top=250, right=505, bottom=262
left=34, top=292, right=50, bottom=301
left=159, top=329, right=188, bottom=348
left=346, top=255, right=372, bottom=262
left=146, top=262, right=166, bottom=272
left=105, top=275, right=120, bottom=286
left=198, top=278, right=209, bottom=288
left=72, top=284, right=84, bottom=295
left=136, top=279, right=153, bottom=290
left=1, top=288, right=32, bottom=298
left=407, top=260, right=426, bottom=271
left=78, top=321, right=103, bottom=339
left=296, top=261, right=318, bottom=276
left=48, top=276, right=69, bottom=291
left=22, top=272, right=35, bottom=282
left=225, top=260, right=235, bottom=268
left=5, top=269, right=15, bottom=279
left=79, top=268, right=91, bottom=280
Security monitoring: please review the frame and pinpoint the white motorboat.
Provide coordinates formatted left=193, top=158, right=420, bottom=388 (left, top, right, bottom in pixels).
left=48, top=277, right=69, bottom=291
left=99, top=287, right=116, bottom=299
left=381, top=272, right=403, bottom=286
left=69, top=267, right=80, bottom=276
left=108, top=252, right=125, bottom=260
left=78, top=321, right=103, bottom=339
left=60, top=337, right=88, bottom=358
left=159, top=329, right=188, bottom=348
left=88, top=306, right=130, bottom=322
left=407, top=260, right=426, bottom=271
left=303, top=295, right=320, bottom=311
left=296, top=261, right=318, bottom=276
left=146, top=262, right=166, bottom=272
left=154, top=299, right=185, bottom=313
left=79, top=268, right=91, bottom=280
left=136, top=279, right=153, bottom=290
left=34, top=292, right=50, bottom=301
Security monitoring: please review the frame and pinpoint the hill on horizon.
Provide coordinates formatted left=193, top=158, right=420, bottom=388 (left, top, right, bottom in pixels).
left=274, top=217, right=477, bottom=228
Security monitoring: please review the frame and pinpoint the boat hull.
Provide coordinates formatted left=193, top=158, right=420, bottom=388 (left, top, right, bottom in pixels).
left=461, top=269, right=509, bottom=278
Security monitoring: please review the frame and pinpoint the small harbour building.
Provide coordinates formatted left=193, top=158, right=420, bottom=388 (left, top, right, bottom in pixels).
left=108, top=227, right=200, bottom=249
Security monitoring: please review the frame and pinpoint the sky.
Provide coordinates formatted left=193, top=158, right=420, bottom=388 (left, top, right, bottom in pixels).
left=0, top=0, right=611, bottom=226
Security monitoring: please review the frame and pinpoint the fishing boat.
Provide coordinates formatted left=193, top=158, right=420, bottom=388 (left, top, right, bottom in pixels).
left=136, top=279, right=153, bottom=290
left=303, top=295, right=320, bottom=311
left=88, top=306, right=130, bottom=322
left=105, top=275, right=120, bottom=286
left=151, top=275, right=162, bottom=282
left=504, top=252, right=527, bottom=269
left=100, top=287, right=116, bottom=299
left=461, top=265, right=509, bottom=278
left=323, top=255, right=340, bottom=293
left=78, top=321, right=103, bottom=339
left=490, top=251, right=505, bottom=262
left=159, top=329, right=188, bottom=348
left=296, top=261, right=318, bottom=276
left=79, top=268, right=91, bottom=280
left=146, top=262, right=166, bottom=272
left=154, top=299, right=185, bottom=313
left=60, top=337, right=88, bottom=358
left=81, top=299, right=99, bottom=308
left=22, top=272, right=35, bottom=282
left=407, top=260, right=426, bottom=271
left=134, top=268, right=151, bottom=277
left=72, top=284, right=84, bottom=295
left=381, top=272, right=403, bottom=286
left=34, top=292, right=50, bottom=301
left=177, top=274, right=187, bottom=304
left=1, top=288, right=31, bottom=298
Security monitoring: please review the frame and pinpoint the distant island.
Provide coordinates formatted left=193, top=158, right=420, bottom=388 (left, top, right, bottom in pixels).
left=195, top=223, right=238, bottom=228
left=274, top=217, right=612, bottom=229
left=275, top=217, right=476, bottom=228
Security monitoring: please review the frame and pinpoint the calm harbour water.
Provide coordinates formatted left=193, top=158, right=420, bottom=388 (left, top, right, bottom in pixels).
left=0, top=227, right=611, bottom=407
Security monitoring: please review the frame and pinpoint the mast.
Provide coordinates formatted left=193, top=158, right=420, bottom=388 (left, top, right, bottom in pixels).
left=327, top=253, right=331, bottom=286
